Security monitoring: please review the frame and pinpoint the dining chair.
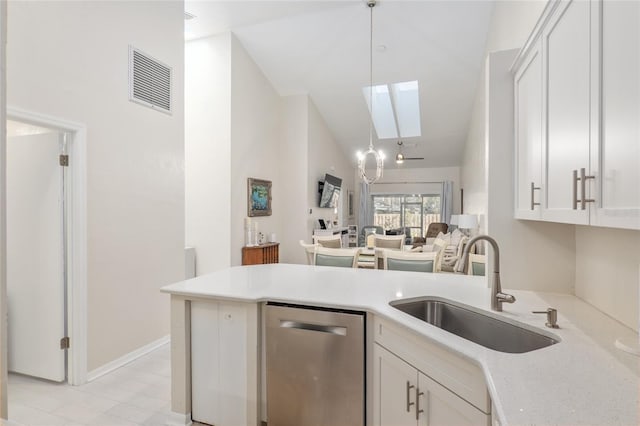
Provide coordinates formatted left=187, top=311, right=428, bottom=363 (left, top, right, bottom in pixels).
left=359, top=225, right=384, bottom=247
left=314, top=247, right=361, bottom=268
left=313, top=234, right=342, bottom=248
left=299, top=240, right=318, bottom=265
left=467, top=253, right=486, bottom=276
left=373, top=234, right=405, bottom=251
left=383, top=250, right=439, bottom=273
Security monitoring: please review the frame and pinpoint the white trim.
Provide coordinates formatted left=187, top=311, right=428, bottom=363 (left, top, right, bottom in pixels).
left=87, top=335, right=170, bottom=382
left=0, top=1, right=7, bottom=418
left=165, top=411, right=193, bottom=426
left=6, top=106, right=88, bottom=385
left=510, top=0, right=561, bottom=72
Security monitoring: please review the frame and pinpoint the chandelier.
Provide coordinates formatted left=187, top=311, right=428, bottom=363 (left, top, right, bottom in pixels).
left=357, top=0, right=384, bottom=184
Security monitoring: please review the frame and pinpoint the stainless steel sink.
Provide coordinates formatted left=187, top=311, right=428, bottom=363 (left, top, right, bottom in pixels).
left=390, top=297, right=558, bottom=353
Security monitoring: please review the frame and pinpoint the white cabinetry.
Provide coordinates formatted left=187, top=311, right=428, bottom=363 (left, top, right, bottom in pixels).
left=514, top=39, right=543, bottom=219
left=190, top=300, right=258, bottom=426
left=543, top=0, right=592, bottom=225
left=372, top=316, right=490, bottom=426
left=513, top=0, right=640, bottom=229
left=592, top=0, right=640, bottom=229
left=374, top=345, right=488, bottom=426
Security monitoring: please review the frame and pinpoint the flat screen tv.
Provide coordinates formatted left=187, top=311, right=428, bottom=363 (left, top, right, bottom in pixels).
left=318, top=174, right=342, bottom=208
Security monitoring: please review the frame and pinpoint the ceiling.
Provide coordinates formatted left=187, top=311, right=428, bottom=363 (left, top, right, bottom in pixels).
left=185, top=1, right=494, bottom=169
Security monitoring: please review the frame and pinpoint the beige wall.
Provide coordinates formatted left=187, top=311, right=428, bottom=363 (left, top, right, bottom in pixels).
left=307, top=98, right=355, bottom=245
left=280, top=96, right=310, bottom=265
left=185, top=33, right=232, bottom=275
left=576, top=227, right=640, bottom=331
left=7, top=1, right=185, bottom=371
left=184, top=36, right=354, bottom=267
left=230, top=35, right=284, bottom=266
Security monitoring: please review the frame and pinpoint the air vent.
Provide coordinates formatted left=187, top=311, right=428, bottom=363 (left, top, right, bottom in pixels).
left=128, top=46, right=172, bottom=114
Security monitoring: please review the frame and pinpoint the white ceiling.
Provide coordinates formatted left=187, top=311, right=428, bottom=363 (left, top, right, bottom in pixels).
left=185, top=1, right=494, bottom=169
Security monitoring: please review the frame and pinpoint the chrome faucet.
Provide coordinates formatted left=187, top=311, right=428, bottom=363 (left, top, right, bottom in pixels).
left=457, top=235, right=516, bottom=312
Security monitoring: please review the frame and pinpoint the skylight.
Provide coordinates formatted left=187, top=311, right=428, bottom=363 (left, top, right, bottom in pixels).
left=363, top=80, right=421, bottom=140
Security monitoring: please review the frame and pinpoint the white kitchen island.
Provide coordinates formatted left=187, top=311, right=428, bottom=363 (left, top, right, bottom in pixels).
left=161, top=263, right=638, bottom=426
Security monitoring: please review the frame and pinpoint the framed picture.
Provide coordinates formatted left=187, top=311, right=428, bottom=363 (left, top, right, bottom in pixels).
left=248, top=178, right=272, bottom=217
left=347, top=190, right=355, bottom=218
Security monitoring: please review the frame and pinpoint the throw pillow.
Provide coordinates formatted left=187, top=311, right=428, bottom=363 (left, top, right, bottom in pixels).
left=450, top=229, right=464, bottom=246
left=436, top=232, right=451, bottom=246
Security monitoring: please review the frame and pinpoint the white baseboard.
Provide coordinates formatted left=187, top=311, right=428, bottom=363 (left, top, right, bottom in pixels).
left=87, top=335, right=170, bottom=382
left=166, top=411, right=192, bottom=426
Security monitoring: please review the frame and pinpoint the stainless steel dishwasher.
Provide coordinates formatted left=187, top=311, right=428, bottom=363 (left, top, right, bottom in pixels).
left=265, top=302, right=365, bottom=426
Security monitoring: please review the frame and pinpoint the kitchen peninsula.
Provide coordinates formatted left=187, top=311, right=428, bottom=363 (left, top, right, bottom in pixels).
left=161, top=264, right=638, bottom=426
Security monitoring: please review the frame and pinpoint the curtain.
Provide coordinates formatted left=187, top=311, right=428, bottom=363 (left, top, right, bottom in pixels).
left=441, top=181, right=453, bottom=225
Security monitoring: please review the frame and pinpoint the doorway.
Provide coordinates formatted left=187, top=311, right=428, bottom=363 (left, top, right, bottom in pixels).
left=7, top=119, right=68, bottom=382
left=5, top=108, right=87, bottom=387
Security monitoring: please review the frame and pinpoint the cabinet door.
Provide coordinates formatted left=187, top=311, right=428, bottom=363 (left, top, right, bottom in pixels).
left=542, top=0, right=591, bottom=224
left=373, top=344, right=417, bottom=426
left=591, top=0, right=640, bottom=229
left=417, top=372, right=489, bottom=426
left=514, top=38, right=544, bottom=219
left=191, top=301, right=258, bottom=426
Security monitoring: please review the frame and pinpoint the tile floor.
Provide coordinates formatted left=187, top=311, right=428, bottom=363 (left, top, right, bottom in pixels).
left=7, top=343, right=178, bottom=426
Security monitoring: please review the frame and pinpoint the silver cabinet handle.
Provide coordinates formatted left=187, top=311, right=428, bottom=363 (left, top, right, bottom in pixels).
left=573, top=168, right=595, bottom=210
left=406, top=381, right=415, bottom=413
left=279, top=320, right=347, bottom=336
left=415, top=387, right=424, bottom=420
left=572, top=170, right=579, bottom=210
left=530, top=182, right=541, bottom=210
left=579, top=168, right=595, bottom=210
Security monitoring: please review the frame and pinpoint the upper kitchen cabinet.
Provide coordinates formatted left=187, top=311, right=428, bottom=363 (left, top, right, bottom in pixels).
left=512, top=0, right=640, bottom=230
left=543, top=0, right=591, bottom=225
left=591, top=0, right=640, bottom=229
left=514, top=39, right=543, bottom=220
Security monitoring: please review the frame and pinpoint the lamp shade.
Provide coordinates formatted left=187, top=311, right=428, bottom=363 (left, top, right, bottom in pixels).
left=457, top=214, right=478, bottom=229
left=450, top=215, right=459, bottom=226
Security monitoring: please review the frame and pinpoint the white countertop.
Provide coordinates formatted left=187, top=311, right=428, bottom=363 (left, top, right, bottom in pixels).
left=161, top=263, right=639, bottom=425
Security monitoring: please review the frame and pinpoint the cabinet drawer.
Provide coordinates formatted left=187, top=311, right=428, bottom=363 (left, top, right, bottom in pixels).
left=374, top=315, right=490, bottom=414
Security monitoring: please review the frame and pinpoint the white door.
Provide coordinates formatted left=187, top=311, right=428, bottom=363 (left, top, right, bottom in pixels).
left=373, top=344, right=417, bottom=426
left=417, top=372, right=488, bottom=426
left=7, top=130, right=66, bottom=382
left=542, top=0, right=591, bottom=224
left=592, top=0, right=640, bottom=230
left=514, top=38, right=543, bottom=220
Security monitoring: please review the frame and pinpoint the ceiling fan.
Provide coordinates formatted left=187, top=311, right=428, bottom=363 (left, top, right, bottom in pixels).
left=395, top=141, right=424, bottom=164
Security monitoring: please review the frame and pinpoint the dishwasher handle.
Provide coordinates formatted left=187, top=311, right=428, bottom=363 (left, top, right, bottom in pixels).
left=279, top=320, right=347, bottom=336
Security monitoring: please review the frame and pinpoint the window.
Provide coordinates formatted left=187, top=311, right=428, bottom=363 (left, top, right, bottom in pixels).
left=372, top=194, right=441, bottom=237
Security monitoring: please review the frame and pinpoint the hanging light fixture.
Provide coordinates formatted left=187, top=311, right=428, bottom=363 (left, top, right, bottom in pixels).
left=395, top=141, right=405, bottom=164
left=357, top=0, right=384, bottom=184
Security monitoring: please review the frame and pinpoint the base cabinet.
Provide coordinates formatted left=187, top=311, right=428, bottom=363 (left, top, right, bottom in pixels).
left=190, top=300, right=259, bottom=426
left=374, top=344, right=489, bottom=426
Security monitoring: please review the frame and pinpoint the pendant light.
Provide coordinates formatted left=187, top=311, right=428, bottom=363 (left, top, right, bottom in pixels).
left=357, top=0, right=384, bottom=184
left=395, top=141, right=405, bottom=164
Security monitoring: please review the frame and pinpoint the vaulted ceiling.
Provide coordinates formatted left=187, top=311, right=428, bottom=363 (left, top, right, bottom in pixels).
left=185, top=1, right=494, bottom=169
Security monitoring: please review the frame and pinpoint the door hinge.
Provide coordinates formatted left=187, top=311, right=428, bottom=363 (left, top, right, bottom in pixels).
left=60, top=336, right=70, bottom=349
left=59, top=154, right=69, bottom=167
